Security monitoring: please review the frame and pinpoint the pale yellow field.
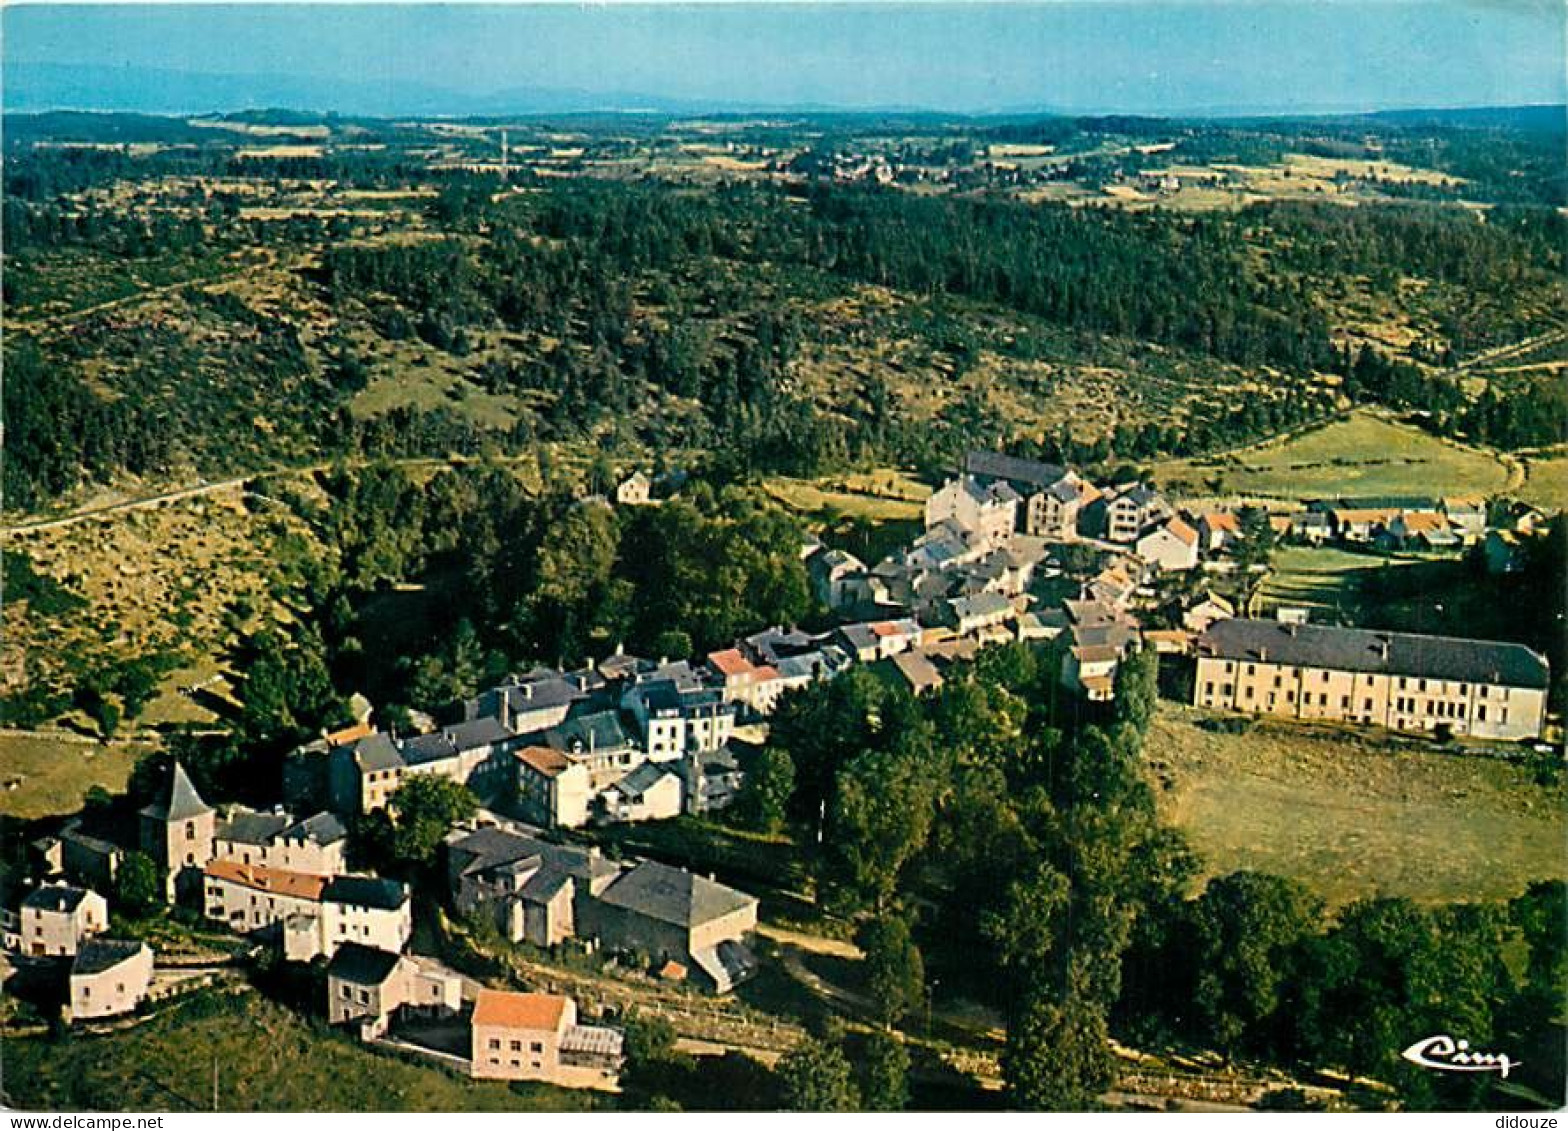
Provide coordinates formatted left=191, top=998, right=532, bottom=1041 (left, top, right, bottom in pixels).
left=1154, top=411, right=1512, bottom=501
left=0, top=733, right=152, bottom=820
left=1520, top=455, right=1568, bottom=511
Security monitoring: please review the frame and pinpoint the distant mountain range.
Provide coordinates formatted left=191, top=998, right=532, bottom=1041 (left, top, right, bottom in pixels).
left=3, top=62, right=913, bottom=120
left=6, top=62, right=1564, bottom=130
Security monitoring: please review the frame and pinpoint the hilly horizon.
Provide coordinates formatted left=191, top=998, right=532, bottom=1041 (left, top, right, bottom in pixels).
left=5, top=2, right=1564, bottom=120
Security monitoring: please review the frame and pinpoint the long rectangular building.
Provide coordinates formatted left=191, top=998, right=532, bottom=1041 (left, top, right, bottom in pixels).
left=1193, top=618, right=1549, bottom=741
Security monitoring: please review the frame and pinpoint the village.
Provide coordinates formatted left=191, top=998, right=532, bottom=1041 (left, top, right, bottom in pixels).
left=0, top=438, right=1554, bottom=1100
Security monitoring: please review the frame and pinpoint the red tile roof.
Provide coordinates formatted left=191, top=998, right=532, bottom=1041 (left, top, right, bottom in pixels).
left=205, top=859, right=327, bottom=901
left=514, top=745, right=572, bottom=778
left=707, top=649, right=753, bottom=677
left=472, top=989, right=569, bottom=1032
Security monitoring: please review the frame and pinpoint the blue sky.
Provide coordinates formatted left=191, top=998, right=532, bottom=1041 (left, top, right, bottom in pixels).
left=5, top=2, right=1564, bottom=116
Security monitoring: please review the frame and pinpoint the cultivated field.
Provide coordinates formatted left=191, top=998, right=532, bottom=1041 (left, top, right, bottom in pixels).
left=3, top=989, right=602, bottom=1112
left=1255, top=545, right=1415, bottom=618
left=1153, top=411, right=1514, bottom=502
left=1148, top=704, right=1565, bottom=907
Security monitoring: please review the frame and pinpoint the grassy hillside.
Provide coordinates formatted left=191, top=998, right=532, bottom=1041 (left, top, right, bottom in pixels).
left=1152, top=411, right=1514, bottom=501
left=2, top=988, right=606, bottom=1113
left=1148, top=705, right=1565, bottom=906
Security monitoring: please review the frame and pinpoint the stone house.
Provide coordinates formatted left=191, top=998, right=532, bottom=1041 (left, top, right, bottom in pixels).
left=67, top=938, right=153, bottom=1021
left=513, top=745, right=594, bottom=830
left=1135, top=516, right=1201, bottom=572
left=470, top=989, right=623, bottom=1090
left=19, top=884, right=108, bottom=957
left=325, top=943, right=461, bottom=1039
left=1194, top=618, right=1550, bottom=741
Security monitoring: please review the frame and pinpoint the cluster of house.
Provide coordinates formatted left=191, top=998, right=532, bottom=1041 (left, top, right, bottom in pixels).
left=8, top=752, right=771, bottom=1090
left=286, top=656, right=752, bottom=834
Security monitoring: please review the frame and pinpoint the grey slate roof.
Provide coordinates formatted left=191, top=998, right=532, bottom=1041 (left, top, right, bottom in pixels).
left=23, top=885, right=90, bottom=913
left=448, top=826, right=617, bottom=885
left=401, top=732, right=458, bottom=766
left=217, top=811, right=290, bottom=846
left=1197, top=618, right=1550, bottom=689
left=949, top=592, right=1013, bottom=619
left=326, top=941, right=403, bottom=985
left=139, top=761, right=211, bottom=822
left=964, top=450, right=1070, bottom=490
left=281, top=811, right=348, bottom=846
left=71, top=938, right=147, bottom=976
left=542, top=707, right=634, bottom=754
left=351, top=733, right=406, bottom=773
left=606, top=762, right=678, bottom=801
left=596, top=860, right=755, bottom=929
left=1115, top=484, right=1161, bottom=509
left=445, top=717, right=516, bottom=751
left=322, top=875, right=407, bottom=911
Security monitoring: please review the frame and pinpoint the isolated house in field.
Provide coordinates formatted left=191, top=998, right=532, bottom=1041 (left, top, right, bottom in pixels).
left=325, top=942, right=462, bottom=1039
left=139, top=761, right=215, bottom=901
left=615, top=471, right=652, bottom=506
left=924, top=474, right=1019, bottom=552
left=1135, top=516, right=1201, bottom=572
left=470, top=989, right=623, bottom=1090
left=67, top=938, right=153, bottom=1021
left=1193, top=618, right=1550, bottom=741
left=19, top=884, right=108, bottom=957
left=584, top=860, right=759, bottom=992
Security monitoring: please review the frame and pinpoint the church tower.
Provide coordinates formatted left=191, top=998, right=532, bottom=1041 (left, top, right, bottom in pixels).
left=138, top=761, right=215, bottom=901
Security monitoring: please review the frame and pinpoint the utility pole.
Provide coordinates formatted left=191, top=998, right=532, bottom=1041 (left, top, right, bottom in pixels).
left=212, top=1056, right=219, bottom=1112
left=500, top=129, right=509, bottom=179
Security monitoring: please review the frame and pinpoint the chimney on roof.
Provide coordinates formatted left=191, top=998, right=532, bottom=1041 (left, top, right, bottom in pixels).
left=498, top=690, right=511, bottom=730
left=1378, top=640, right=1390, bottom=660
left=1259, top=647, right=1268, bottom=663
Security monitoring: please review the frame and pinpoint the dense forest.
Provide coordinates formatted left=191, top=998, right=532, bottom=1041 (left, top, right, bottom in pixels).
left=6, top=118, right=1563, bottom=514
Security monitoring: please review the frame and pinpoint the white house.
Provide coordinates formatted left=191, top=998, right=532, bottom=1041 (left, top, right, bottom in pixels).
left=924, top=475, right=1019, bottom=552
left=1136, top=516, right=1201, bottom=571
